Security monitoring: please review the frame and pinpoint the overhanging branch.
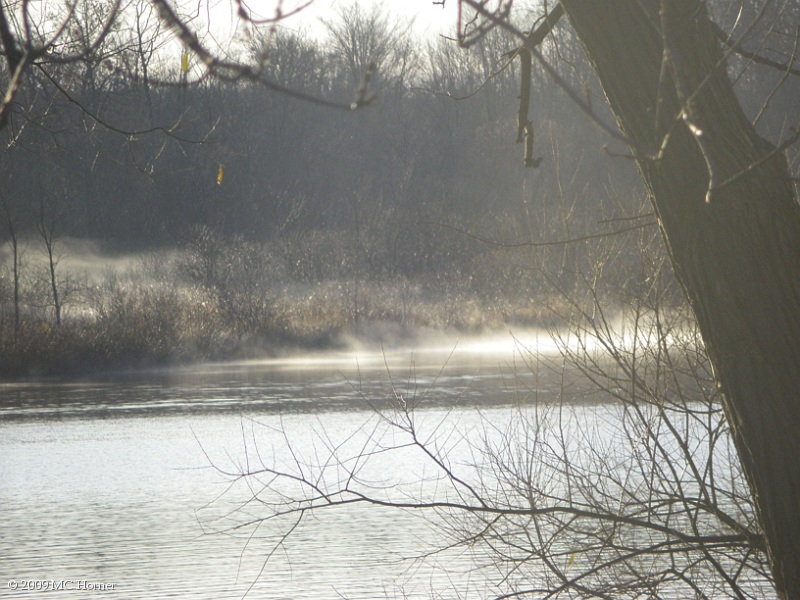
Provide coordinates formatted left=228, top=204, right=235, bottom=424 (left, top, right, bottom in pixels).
left=712, top=21, right=800, bottom=77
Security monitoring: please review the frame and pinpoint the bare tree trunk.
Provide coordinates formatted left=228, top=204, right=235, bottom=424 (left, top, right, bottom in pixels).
left=1, top=198, right=21, bottom=344
left=46, top=246, right=62, bottom=327
left=37, top=205, right=62, bottom=328
left=558, top=1, right=800, bottom=596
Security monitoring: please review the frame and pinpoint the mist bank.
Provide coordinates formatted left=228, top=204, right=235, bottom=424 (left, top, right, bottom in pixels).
left=1, top=5, right=731, bottom=378
left=0, top=239, right=571, bottom=379
left=1, top=156, right=685, bottom=380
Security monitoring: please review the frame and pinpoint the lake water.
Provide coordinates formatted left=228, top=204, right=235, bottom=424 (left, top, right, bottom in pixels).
left=1, top=334, right=576, bottom=599
left=0, top=333, right=772, bottom=599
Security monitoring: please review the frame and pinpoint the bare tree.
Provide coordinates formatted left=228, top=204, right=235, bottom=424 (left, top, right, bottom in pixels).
left=35, top=200, right=64, bottom=327
left=1, top=193, right=22, bottom=344
left=454, top=1, right=800, bottom=595
left=2, top=0, right=797, bottom=595
left=324, top=2, right=419, bottom=97
left=195, top=1, right=800, bottom=594
left=0, top=0, right=362, bottom=139
left=201, top=229, right=774, bottom=598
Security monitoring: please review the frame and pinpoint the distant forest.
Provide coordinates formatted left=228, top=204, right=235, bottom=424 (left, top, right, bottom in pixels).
left=2, top=5, right=644, bottom=248
left=0, top=3, right=796, bottom=375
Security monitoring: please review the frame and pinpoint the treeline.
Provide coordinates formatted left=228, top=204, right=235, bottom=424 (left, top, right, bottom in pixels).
left=0, top=2, right=794, bottom=376
left=1, top=4, right=641, bottom=246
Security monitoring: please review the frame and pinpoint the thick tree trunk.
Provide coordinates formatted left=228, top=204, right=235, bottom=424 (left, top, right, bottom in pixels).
left=558, top=1, right=800, bottom=597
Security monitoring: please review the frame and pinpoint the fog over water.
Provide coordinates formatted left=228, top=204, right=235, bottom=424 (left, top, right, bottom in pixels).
left=0, top=329, right=568, bottom=417
left=1, top=319, right=773, bottom=599
left=0, top=335, right=576, bottom=599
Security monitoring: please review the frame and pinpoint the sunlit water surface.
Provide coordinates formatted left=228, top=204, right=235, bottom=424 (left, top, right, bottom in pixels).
left=2, top=335, right=574, bottom=599
left=0, top=334, right=767, bottom=598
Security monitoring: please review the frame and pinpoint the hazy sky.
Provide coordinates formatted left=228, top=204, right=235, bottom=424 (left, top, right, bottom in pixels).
left=253, top=0, right=461, bottom=40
